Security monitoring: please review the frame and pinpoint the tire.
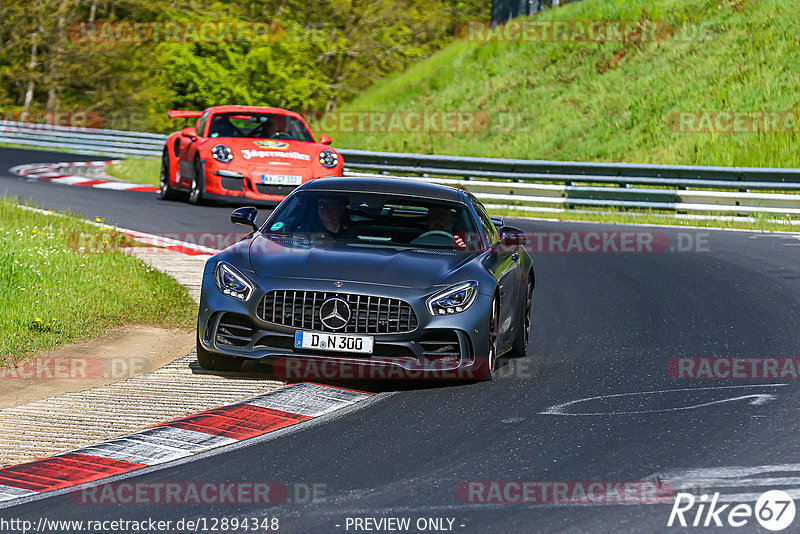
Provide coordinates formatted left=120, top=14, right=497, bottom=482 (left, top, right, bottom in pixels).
left=475, top=295, right=499, bottom=380
left=159, top=149, right=181, bottom=201
left=510, top=278, right=533, bottom=359
left=188, top=158, right=205, bottom=205
left=196, top=334, right=244, bottom=372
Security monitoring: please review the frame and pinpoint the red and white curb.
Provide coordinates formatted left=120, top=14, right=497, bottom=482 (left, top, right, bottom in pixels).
left=0, top=383, right=373, bottom=503
left=10, top=160, right=158, bottom=193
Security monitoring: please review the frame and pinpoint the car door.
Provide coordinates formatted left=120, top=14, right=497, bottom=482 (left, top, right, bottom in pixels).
left=177, top=112, right=207, bottom=187
left=473, top=198, right=521, bottom=348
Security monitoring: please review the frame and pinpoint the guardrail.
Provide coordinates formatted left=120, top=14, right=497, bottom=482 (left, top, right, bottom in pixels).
left=2, top=120, right=800, bottom=215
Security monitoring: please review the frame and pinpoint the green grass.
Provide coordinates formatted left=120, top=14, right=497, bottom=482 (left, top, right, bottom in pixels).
left=0, top=198, right=196, bottom=364
left=0, top=142, right=73, bottom=153
left=325, top=0, right=800, bottom=169
left=105, top=157, right=161, bottom=187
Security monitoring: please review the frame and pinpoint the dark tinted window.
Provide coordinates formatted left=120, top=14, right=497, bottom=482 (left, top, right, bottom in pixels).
left=207, top=112, right=313, bottom=141
left=265, top=192, right=480, bottom=250
left=474, top=201, right=499, bottom=246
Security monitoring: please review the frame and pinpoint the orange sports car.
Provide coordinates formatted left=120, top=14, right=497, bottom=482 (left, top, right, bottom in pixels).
left=160, top=105, right=344, bottom=204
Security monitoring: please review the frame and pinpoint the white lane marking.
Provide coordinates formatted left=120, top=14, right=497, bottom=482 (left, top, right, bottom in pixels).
left=0, top=485, right=36, bottom=502
left=245, top=383, right=368, bottom=417
left=539, top=384, right=787, bottom=416
left=74, top=439, right=194, bottom=465
left=51, top=176, right=93, bottom=185
left=650, top=463, right=800, bottom=503
left=130, top=426, right=237, bottom=452
left=25, top=171, right=64, bottom=178
left=92, top=181, right=140, bottom=190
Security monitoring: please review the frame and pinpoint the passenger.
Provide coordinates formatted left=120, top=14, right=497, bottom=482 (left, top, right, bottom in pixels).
left=425, top=206, right=466, bottom=249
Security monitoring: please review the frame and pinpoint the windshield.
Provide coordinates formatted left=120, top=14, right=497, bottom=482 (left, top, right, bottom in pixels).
left=264, top=191, right=481, bottom=250
left=207, top=112, right=313, bottom=141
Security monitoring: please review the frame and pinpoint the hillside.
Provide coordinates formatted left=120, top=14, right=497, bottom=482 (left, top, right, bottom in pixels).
left=324, top=0, right=800, bottom=168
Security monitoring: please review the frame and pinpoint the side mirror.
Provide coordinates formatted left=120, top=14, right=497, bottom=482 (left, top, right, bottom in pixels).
left=318, top=134, right=333, bottom=145
left=181, top=126, right=198, bottom=139
left=231, top=206, right=259, bottom=232
left=500, top=226, right=527, bottom=250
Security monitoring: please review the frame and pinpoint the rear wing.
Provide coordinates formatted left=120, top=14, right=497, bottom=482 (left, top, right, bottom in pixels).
left=167, top=110, right=203, bottom=119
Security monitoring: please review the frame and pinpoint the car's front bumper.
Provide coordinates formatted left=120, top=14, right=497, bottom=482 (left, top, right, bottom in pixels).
left=198, top=274, right=491, bottom=380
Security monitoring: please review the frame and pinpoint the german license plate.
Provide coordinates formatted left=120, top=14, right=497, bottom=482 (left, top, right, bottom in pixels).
left=261, top=174, right=302, bottom=185
left=294, top=331, right=374, bottom=354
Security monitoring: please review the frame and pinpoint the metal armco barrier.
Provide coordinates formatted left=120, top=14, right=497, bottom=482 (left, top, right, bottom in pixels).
left=2, top=120, right=800, bottom=215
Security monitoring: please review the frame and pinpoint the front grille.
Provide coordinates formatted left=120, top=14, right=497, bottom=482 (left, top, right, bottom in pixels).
left=257, top=290, right=418, bottom=334
left=255, top=184, right=298, bottom=196
left=215, top=313, right=255, bottom=347
left=220, top=175, right=244, bottom=191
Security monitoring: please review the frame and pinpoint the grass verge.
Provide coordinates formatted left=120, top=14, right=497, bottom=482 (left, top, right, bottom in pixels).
left=0, top=198, right=196, bottom=365
left=105, top=157, right=160, bottom=187
left=326, top=0, right=800, bottom=169
left=489, top=206, right=800, bottom=233
left=0, top=142, right=73, bottom=154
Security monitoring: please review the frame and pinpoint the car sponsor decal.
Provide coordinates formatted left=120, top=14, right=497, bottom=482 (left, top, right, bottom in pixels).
left=240, top=149, right=311, bottom=161
left=254, top=140, right=289, bottom=150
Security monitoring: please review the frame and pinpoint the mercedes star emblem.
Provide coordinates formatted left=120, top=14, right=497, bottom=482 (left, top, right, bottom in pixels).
left=319, top=297, right=351, bottom=330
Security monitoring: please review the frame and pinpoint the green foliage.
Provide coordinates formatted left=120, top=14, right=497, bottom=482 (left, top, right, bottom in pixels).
left=332, top=0, right=800, bottom=168
left=0, top=0, right=486, bottom=133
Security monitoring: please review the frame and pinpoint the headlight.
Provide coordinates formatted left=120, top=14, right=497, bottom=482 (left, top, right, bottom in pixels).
left=319, top=149, right=339, bottom=168
left=214, top=262, right=253, bottom=301
left=426, top=281, right=478, bottom=316
left=212, top=144, right=233, bottom=163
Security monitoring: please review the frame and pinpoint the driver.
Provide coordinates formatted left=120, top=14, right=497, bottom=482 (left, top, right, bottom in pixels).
left=316, top=196, right=351, bottom=238
left=209, top=116, right=236, bottom=137
left=425, top=206, right=466, bottom=249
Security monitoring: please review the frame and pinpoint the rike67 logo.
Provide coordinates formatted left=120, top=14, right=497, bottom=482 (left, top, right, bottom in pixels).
left=668, top=491, right=796, bottom=531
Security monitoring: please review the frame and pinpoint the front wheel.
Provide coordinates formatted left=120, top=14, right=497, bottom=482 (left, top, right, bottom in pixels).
left=474, top=295, right=499, bottom=380
left=196, top=334, right=244, bottom=372
left=509, top=279, right=532, bottom=359
left=159, top=149, right=181, bottom=201
left=188, top=158, right=205, bottom=205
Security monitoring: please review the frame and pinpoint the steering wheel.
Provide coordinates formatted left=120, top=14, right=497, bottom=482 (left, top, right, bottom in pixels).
left=272, top=131, right=292, bottom=139
left=410, top=230, right=455, bottom=246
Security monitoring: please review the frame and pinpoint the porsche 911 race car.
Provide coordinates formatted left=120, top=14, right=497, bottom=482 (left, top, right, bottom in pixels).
left=160, top=105, right=344, bottom=204
left=196, top=177, right=534, bottom=381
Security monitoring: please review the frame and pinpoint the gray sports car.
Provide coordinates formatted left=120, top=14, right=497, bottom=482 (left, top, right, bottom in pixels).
left=197, top=177, right=533, bottom=380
